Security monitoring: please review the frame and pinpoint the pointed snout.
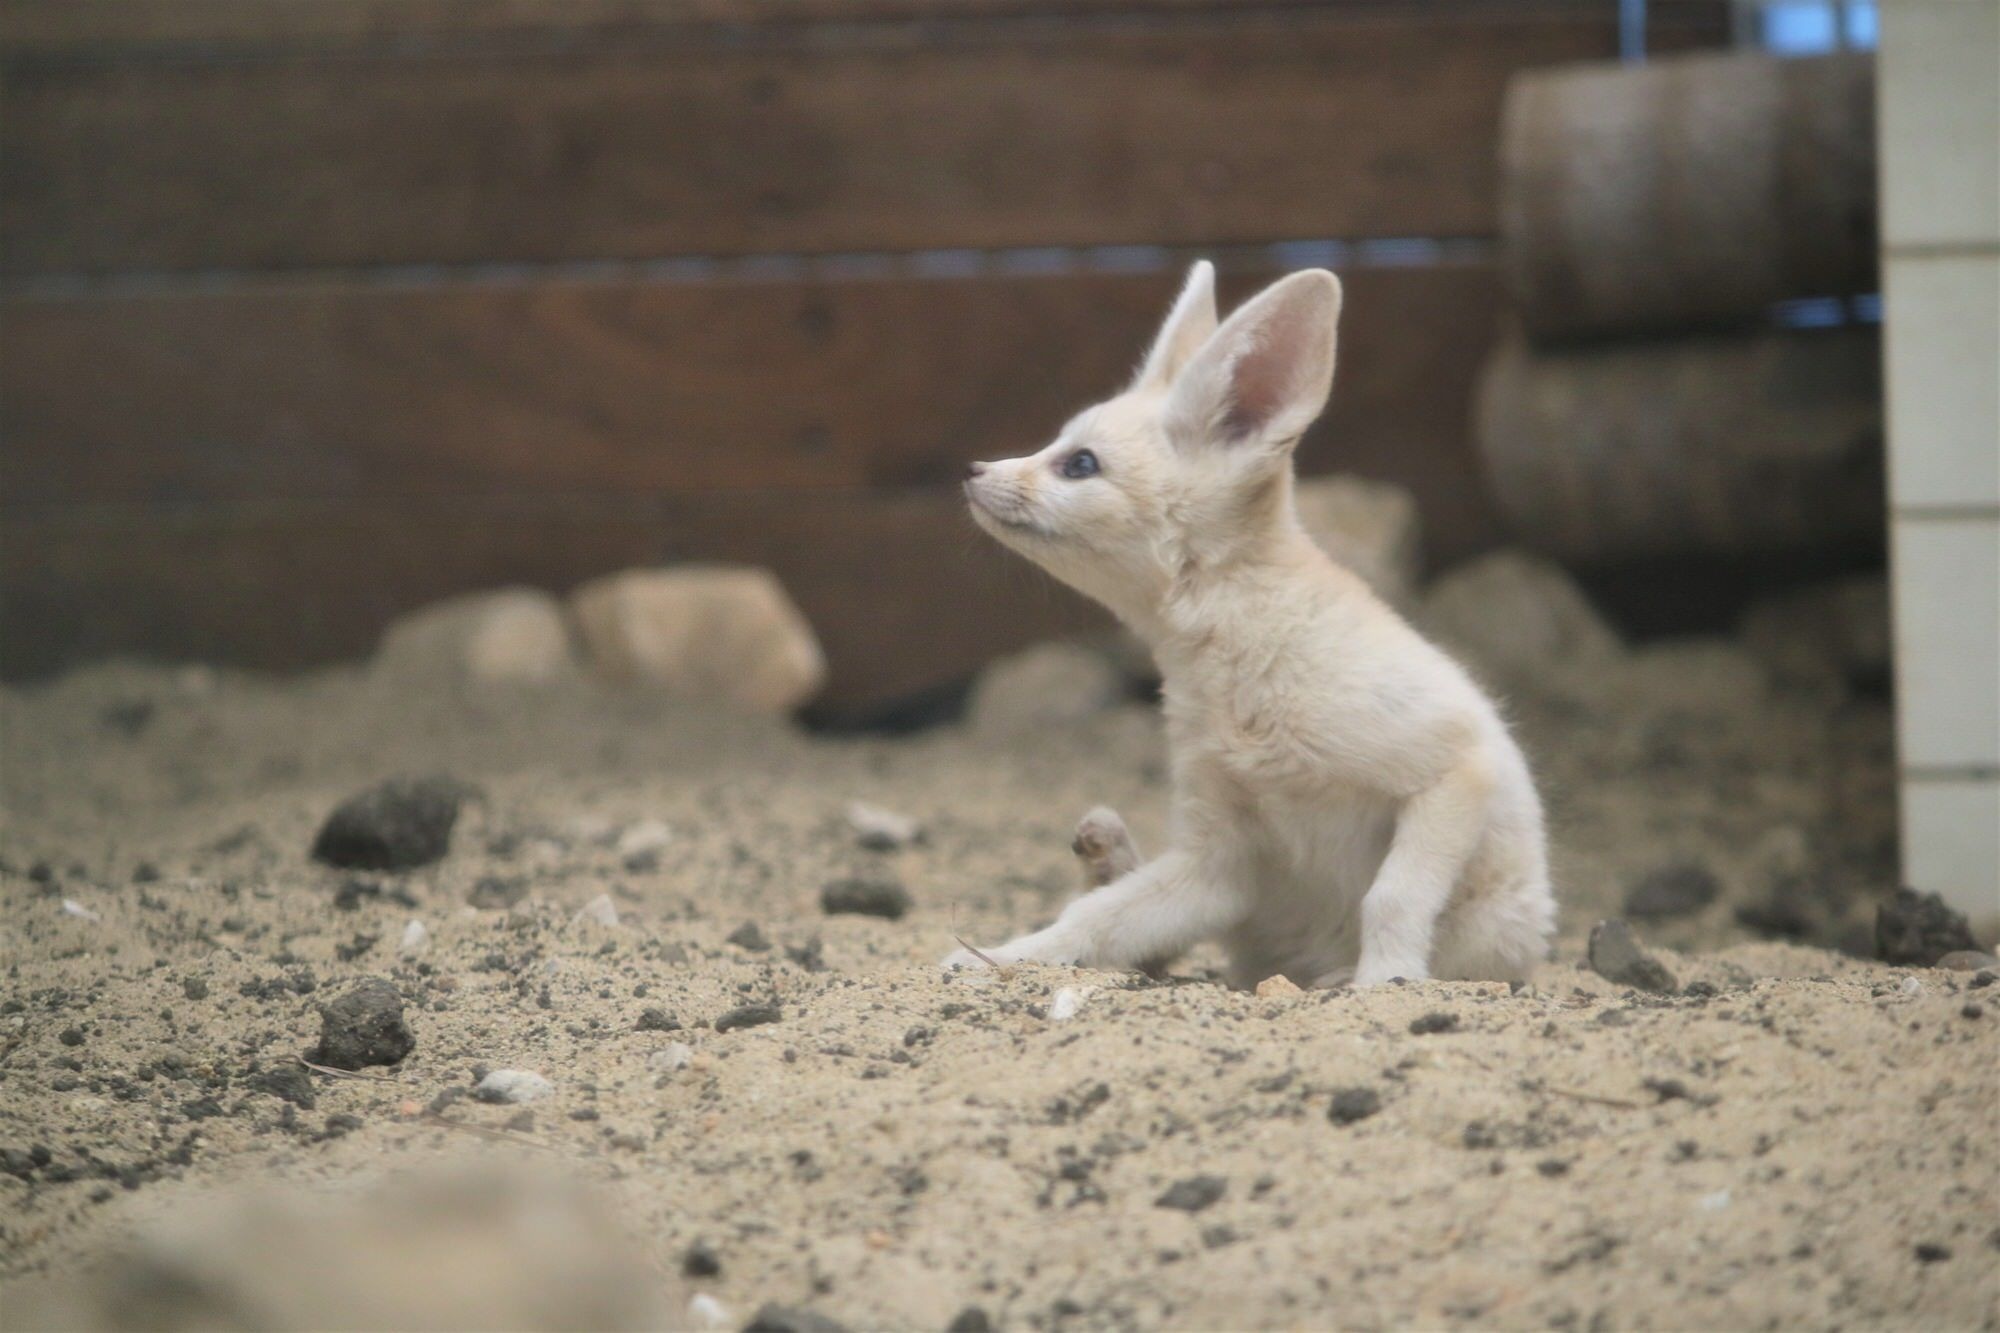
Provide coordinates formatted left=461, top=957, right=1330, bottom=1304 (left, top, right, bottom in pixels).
left=966, top=461, right=990, bottom=480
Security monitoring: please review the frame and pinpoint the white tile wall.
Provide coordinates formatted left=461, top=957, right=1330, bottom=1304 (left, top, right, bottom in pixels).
left=1902, top=777, right=2000, bottom=918
left=1878, top=0, right=2000, bottom=248
left=1892, top=516, right=2000, bottom=769
left=1883, top=254, right=2000, bottom=509
left=1880, top=0, right=2000, bottom=923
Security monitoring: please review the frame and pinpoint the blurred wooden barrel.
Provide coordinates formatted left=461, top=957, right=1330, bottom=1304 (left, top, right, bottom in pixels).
left=1475, top=328, right=1884, bottom=560
left=1501, top=51, right=1876, bottom=340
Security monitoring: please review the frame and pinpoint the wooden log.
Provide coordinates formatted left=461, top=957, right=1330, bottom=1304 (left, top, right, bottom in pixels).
left=0, top=8, right=1704, bottom=276
left=1475, top=328, right=1884, bottom=561
left=0, top=263, right=1508, bottom=557
left=1501, top=51, right=1876, bottom=340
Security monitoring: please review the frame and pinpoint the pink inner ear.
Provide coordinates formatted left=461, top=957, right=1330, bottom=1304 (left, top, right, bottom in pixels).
left=1221, top=331, right=1293, bottom=439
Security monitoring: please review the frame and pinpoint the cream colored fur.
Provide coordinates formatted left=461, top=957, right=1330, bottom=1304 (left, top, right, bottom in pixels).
left=947, top=262, right=1555, bottom=987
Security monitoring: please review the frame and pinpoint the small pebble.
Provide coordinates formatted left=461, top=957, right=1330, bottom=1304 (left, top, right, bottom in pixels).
left=1914, top=1242, right=1952, bottom=1263
left=687, top=1294, right=731, bottom=1329
left=819, top=878, right=912, bottom=921
left=474, top=1069, right=554, bottom=1104
left=637, top=1007, right=681, bottom=1032
left=60, top=899, right=101, bottom=923
left=1255, top=975, right=1303, bottom=998
left=1409, top=1011, right=1460, bottom=1035
left=714, top=1004, right=782, bottom=1033
left=1048, top=987, right=1093, bottom=1022
left=615, top=820, right=674, bottom=858
left=647, top=1042, right=695, bottom=1072
left=573, top=894, right=620, bottom=929
left=1327, top=1087, right=1382, bottom=1125
left=682, top=1240, right=722, bottom=1277
left=398, top=918, right=431, bottom=955
left=726, top=922, right=771, bottom=952
left=846, top=801, right=922, bottom=851
left=743, top=1305, right=850, bottom=1333
left=1155, top=1175, right=1227, bottom=1212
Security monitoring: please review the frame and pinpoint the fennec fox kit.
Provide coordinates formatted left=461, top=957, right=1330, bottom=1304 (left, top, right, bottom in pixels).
left=947, top=263, right=1554, bottom=987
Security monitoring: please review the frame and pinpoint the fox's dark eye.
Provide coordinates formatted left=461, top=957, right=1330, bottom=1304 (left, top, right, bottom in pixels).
left=1060, top=449, right=1100, bottom=480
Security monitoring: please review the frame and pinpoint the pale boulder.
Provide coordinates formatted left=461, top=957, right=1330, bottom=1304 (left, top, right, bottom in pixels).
left=1421, top=550, right=1623, bottom=684
left=967, top=640, right=1127, bottom=734
left=569, top=566, right=826, bottom=713
left=1293, top=475, right=1423, bottom=606
left=373, top=587, right=576, bottom=686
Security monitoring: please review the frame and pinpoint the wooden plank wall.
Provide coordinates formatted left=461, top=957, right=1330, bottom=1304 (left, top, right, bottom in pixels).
left=0, top=0, right=1727, bottom=710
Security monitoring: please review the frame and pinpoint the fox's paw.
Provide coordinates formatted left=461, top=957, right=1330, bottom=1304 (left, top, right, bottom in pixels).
left=1071, top=806, right=1139, bottom=887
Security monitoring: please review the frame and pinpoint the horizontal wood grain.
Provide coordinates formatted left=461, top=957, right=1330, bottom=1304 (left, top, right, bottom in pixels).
left=2, top=9, right=1652, bottom=275
left=0, top=491, right=1104, bottom=708
left=0, top=0, right=1729, bottom=54
left=0, top=263, right=1507, bottom=553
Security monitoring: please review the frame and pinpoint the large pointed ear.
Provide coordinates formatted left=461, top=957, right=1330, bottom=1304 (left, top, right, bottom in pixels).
left=1132, top=260, right=1218, bottom=391
left=1165, top=269, right=1341, bottom=451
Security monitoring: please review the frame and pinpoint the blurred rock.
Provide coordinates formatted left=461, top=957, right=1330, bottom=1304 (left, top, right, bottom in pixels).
left=1739, top=575, right=1890, bottom=693
left=820, top=877, right=912, bottom=920
left=373, top=587, right=577, bottom=687
left=1587, top=919, right=1678, bottom=993
left=475, top=1070, right=554, bottom=1104
left=311, top=776, right=474, bottom=872
left=310, top=979, right=414, bottom=1071
left=1623, top=862, right=1720, bottom=919
left=1293, top=475, right=1423, bottom=606
left=14, top=1163, right=673, bottom=1331
left=846, top=802, right=921, bottom=851
left=967, top=641, right=1125, bottom=734
left=1422, top=552, right=1622, bottom=685
left=1937, top=950, right=2000, bottom=972
left=569, top=566, right=825, bottom=713
left=1876, top=888, right=1978, bottom=967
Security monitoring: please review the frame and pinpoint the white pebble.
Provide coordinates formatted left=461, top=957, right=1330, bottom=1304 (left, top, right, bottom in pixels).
left=1048, top=986, right=1094, bottom=1022
left=687, top=1294, right=731, bottom=1329
left=615, top=820, right=674, bottom=857
left=846, top=801, right=921, bottom=850
left=573, top=894, right=620, bottom=928
left=59, top=898, right=101, bottom=923
left=399, top=918, right=431, bottom=954
left=476, top=1069, right=554, bottom=1104
left=1899, top=976, right=1923, bottom=997
left=647, top=1042, right=695, bottom=1073
left=1698, top=1189, right=1731, bottom=1212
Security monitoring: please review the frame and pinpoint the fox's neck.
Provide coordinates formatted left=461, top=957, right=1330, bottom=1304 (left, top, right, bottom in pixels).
left=1123, top=478, right=1326, bottom=668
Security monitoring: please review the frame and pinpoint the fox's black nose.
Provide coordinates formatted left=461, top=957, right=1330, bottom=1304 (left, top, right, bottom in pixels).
left=966, top=462, right=989, bottom=480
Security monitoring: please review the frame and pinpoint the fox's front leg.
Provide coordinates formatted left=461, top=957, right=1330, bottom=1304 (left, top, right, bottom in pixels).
left=944, top=849, right=1245, bottom=972
left=1353, top=756, right=1492, bottom=986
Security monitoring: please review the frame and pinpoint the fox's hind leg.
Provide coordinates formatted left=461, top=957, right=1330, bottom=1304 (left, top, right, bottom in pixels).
left=1072, top=806, right=1140, bottom=887
left=1069, top=807, right=1177, bottom=977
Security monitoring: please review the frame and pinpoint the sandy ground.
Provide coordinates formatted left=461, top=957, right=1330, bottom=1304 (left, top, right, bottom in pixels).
left=1, top=637, right=1995, bottom=1330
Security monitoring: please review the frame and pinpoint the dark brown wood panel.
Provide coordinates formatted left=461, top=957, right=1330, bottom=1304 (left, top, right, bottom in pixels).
left=0, top=1, right=1731, bottom=54
left=0, top=263, right=1506, bottom=554
left=0, top=491, right=1103, bottom=708
left=2, top=10, right=1649, bottom=275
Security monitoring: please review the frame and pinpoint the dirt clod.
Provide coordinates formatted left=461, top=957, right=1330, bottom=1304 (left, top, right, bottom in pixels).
left=820, top=877, right=913, bottom=920
left=1876, top=888, right=1978, bottom=967
left=309, top=978, right=414, bottom=1070
left=311, top=775, right=474, bottom=871
left=1588, top=919, right=1680, bottom=993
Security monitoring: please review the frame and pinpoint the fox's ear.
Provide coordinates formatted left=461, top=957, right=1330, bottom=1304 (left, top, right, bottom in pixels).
left=1165, top=268, right=1341, bottom=452
left=1133, top=260, right=1219, bottom=391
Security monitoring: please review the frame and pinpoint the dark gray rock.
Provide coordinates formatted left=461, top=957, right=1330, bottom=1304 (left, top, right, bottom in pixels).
left=1327, top=1087, right=1382, bottom=1125
left=714, top=1004, right=782, bottom=1033
left=467, top=875, right=527, bottom=910
left=743, top=1305, right=849, bottom=1333
left=726, top=922, right=772, bottom=952
left=1155, top=1175, right=1226, bottom=1212
left=820, top=877, right=913, bottom=921
left=1587, top=919, right=1679, bottom=994
left=1876, top=888, right=1978, bottom=967
left=310, top=979, right=414, bottom=1070
left=636, top=1007, right=681, bottom=1032
left=252, top=1063, right=317, bottom=1109
left=311, top=776, right=475, bottom=871
left=1624, top=862, right=1720, bottom=919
